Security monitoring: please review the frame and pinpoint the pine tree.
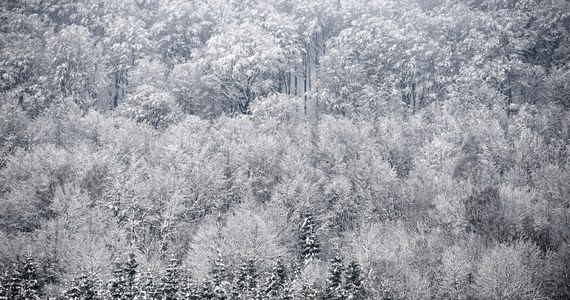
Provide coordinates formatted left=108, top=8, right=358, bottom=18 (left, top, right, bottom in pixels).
left=123, top=253, right=138, bottom=300
left=2, top=258, right=42, bottom=300
left=211, top=256, right=227, bottom=287
left=64, top=273, right=99, bottom=300
left=64, top=283, right=81, bottom=300
left=232, top=260, right=247, bottom=299
left=299, top=282, right=320, bottom=300
left=159, top=258, right=179, bottom=300
left=23, top=257, right=41, bottom=299
left=178, top=275, right=200, bottom=300
left=299, top=211, right=320, bottom=263
left=324, top=253, right=344, bottom=300
left=6, top=263, right=22, bottom=300
left=0, top=270, right=7, bottom=300
left=207, top=255, right=230, bottom=300
left=137, top=271, right=159, bottom=300
left=280, top=282, right=294, bottom=300
left=199, top=280, right=214, bottom=300
left=344, top=259, right=364, bottom=300
left=244, top=259, right=260, bottom=300
left=79, top=274, right=98, bottom=300
left=264, top=259, right=287, bottom=298
left=109, top=262, right=127, bottom=300
left=18, top=257, right=41, bottom=300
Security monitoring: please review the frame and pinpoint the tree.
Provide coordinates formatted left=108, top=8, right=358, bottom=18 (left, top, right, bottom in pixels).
left=233, top=258, right=260, bottom=300
left=0, top=101, right=30, bottom=168
left=323, top=252, right=343, bottom=300
left=102, top=15, right=151, bottom=108
left=464, top=186, right=511, bottom=242
left=244, top=259, right=260, bottom=300
left=108, top=254, right=141, bottom=300
left=232, top=261, right=247, bottom=298
left=264, top=259, right=287, bottom=298
left=136, top=271, right=160, bottom=300
left=543, top=242, right=570, bottom=300
left=281, top=282, right=294, bottom=300
left=250, top=94, right=303, bottom=125
left=466, top=0, right=570, bottom=106
left=436, top=245, right=471, bottom=300
left=0, top=270, right=8, bottom=300
left=20, top=257, right=41, bottom=300
left=542, top=67, right=570, bottom=109
left=124, top=253, right=138, bottom=300
left=204, top=255, right=231, bottom=300
left=4, top=263, right=23, bottom=300
left=0, top=270, right=7, bottom=300
left=289, top=0, right=349, bottom=116
left=260, top=11, right=302, bottom=95
left=2, top=258, right=41, bottom=300
left=185, top=205, right=285, bottom=279
left=63, top=273, right=99, bottom=300
left=178, top=274, right=200, bottom=300
left=473, top=243, right=541, bottom=300
left=185, top=22, right=287, bottom=115
left=159, top=258, right=180, bottom=300
left=299, top=211, right=320, bottom=263
left=150, top=0, right=214, bottom=66
left=344, top=259, right=364, bottom=300
left=44, top=25, right=105, bottom=110
left=109, top=262, right=127, bottom=300
left=128, top=58, right=168, bottom=91
left=0, top=7, right=45, bottom=115
left=319, top=2, right=448, bottom=116
left=299, top=282, right=321, bottom=300
left=117, top=85, right=181, bottom=129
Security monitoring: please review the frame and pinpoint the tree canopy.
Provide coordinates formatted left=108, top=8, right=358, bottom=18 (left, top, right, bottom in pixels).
left=1, top=0, right=569, bottom=299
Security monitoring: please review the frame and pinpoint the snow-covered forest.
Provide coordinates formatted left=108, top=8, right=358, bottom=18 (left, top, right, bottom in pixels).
left=1, top=0, right=570, bottom=299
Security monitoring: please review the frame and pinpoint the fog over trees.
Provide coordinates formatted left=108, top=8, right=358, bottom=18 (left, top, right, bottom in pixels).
left=1, top=0, right=569, bottom=299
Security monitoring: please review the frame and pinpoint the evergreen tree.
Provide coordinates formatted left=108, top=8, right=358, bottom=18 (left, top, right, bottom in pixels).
left=232, top=260, right=247, bottom=299
left=299, top=282, right=321, bottom=300
left=0, top=270, right=7, bottom=300
left=299, top=211, right=320, bottom=263
left=159, top=258, right=180, bottom=300
left=6, top=263, right=22, bottom=300
left=207, top=255, right=230, bottom=300
left=64, top=284, right=81, bottom=300
left=1, top=258, right=42, bottom=300
left=137, top=271, right=159, bottom=300
left=109, top=262, right=127, bottom=300
left=21, top=257, right=41, bottom=300
left=123, top=253, right=138, bottom=300
left=280, top=282, right=294, bottom=300
left=264, top=259, right=287, bottom=298
left=324, top=253, right=344, bottom=300
left=64, top=273, right=99, bottom=300
left=198, top=280, right=214, bottom=300
left=344, top=260, right=364, bottom=300
left=213, top=278, right=231, bottom=299
left=244, top=259, right=260, bottom=300
left=178, top=275, right=200, bottom=300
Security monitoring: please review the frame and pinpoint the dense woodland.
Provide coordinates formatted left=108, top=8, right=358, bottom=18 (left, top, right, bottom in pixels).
left=1, top=0, right=570, bottom=299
